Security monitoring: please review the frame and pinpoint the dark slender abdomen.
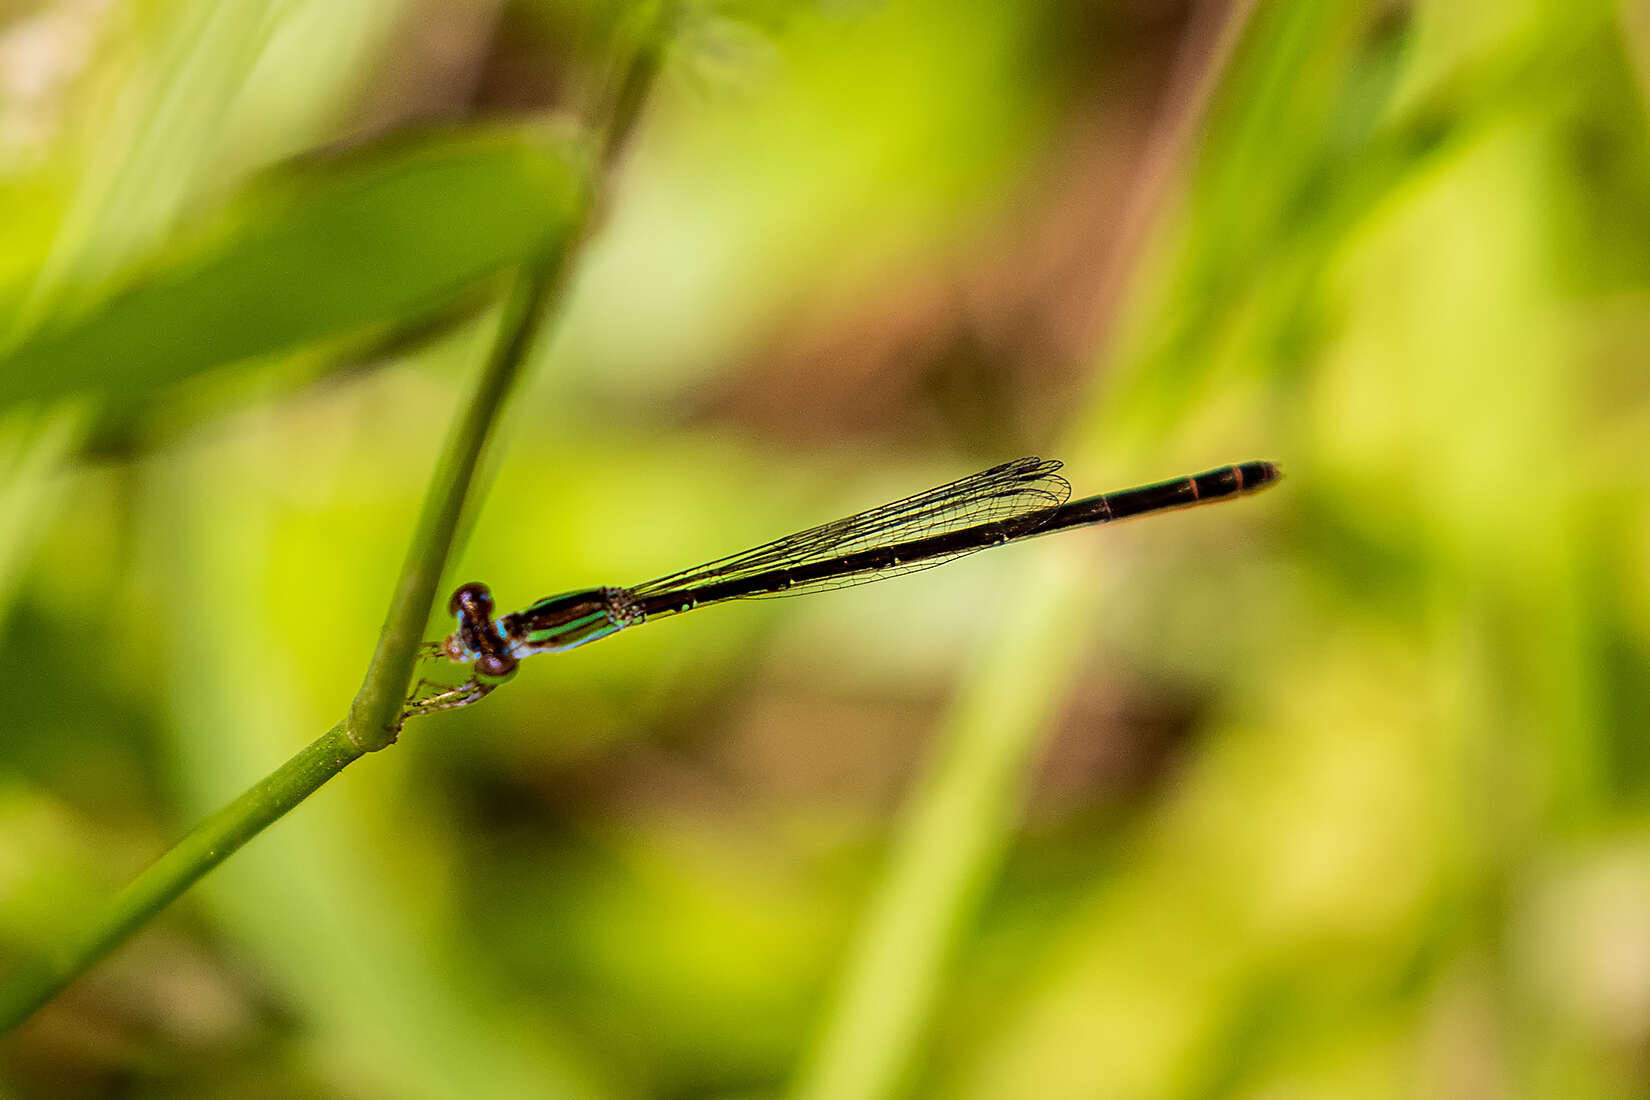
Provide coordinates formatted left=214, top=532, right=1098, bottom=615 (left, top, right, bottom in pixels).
left=1040, top=460, right=1279, bottom=531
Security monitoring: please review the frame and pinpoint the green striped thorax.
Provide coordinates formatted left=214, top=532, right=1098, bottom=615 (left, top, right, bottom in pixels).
left=502, top=586, right=644, bottom=655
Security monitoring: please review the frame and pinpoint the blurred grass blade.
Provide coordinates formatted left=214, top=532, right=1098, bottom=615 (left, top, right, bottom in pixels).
left=0, top=127, right=591, bottom=409
left=792, top=561, right=1095, bottom=1100
left=0, top=406, right=86, bottom=618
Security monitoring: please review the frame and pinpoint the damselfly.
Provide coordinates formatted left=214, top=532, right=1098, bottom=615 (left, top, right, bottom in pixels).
left=405, top=457, right=1280, bottom=717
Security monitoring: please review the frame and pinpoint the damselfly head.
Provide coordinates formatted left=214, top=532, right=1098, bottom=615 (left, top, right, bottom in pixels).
left=444, top=581, right=515, bottom=673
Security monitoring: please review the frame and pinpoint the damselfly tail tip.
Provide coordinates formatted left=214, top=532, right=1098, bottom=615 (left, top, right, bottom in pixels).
left=1242, top=460, right=1283, bottom=491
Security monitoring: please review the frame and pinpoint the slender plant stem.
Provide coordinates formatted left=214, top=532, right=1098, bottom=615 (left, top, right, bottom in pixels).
left=0, top=725, right=360, bottom=1029
left=0, top=21, right=664, bottom=1034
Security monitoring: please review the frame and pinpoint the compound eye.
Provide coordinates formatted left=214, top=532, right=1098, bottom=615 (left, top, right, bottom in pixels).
left=450, top=582, right=494, bottom=619
left=475, top=652, right=517, bottom=683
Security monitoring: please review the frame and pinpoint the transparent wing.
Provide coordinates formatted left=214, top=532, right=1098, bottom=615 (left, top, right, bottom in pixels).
left=629, top=457, right=1071, bottom=604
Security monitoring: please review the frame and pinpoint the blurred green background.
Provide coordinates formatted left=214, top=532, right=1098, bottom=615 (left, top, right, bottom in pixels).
left=2, top=0, right=1649, bottom=1097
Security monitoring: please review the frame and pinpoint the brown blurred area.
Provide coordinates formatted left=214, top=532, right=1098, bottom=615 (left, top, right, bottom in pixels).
left=355, top=1, right=1243, bottom=455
